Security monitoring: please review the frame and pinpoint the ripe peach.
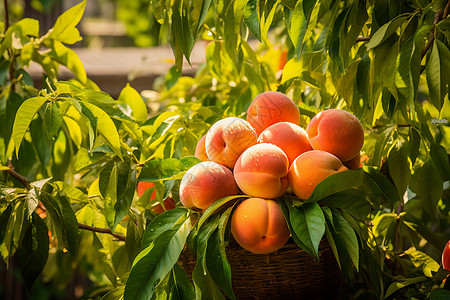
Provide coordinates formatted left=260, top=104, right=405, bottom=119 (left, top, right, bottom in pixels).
left=137, top=181, right=156, bottom=198
left=343, top=153, right=362, bottom=170
left=153, top=197, right=176, bottom=214
left=231, top=197, right=290, bottom=254
left=246, top=91, right=300, bottom=135
left=289, top=150, right=348, bottom=200
left=257, top=122, right=312, bottom=165
left=137, top=182, right=175, bottom=213
left=179, top=161, right=239, bottom=210
left=306, top=109, right=364, bottom=162
left=195, top=135, right=208, bottom=161
left=205, top=117, right=257, bottom=169
left=234, top=143, right=289, bottom=199
left=442, top=240, right=450, bottom=271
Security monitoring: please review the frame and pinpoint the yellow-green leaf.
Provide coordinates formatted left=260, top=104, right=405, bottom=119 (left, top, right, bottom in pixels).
left=83, top=103, right=122, bottom=159
left=12, top=96, right=47, bottom=157
left=118, top=84, right=147, bottom=123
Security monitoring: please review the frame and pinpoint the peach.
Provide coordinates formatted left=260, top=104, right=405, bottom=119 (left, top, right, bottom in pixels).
left=153, top=197, right=176, bottom=214
left=137, top=181, right=156, bottom=198
left=137, top=182, right=175, bottom=213
left=343, top=153, right=362, bottom=170
left=442, top=240, right=450, bottom=271
left=234, top=143, right=289, bottom=199
left=231, top=197, right=291, bottom=254
left=257, top=122, right=313, bottom=165
left=306, top=109, right=364, bottom=162
left=246, top=91, right=300, bottom=135
left=289, top=150, right=348, bottom=200
left=195, top=135, right=208, bottom=161
left=179, top=161, right=239, bottom=210
left=205, top=117, right=257, bottom=169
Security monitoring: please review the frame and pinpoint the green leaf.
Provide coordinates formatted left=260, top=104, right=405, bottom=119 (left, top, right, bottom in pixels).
left=426, top=40, right=450, bottom=111
left=57, top=194, right=80, bottom=255
left=118, top=83, right=148, bottom=123
left=139, top=157, right=201, bottom=182
left=333, top=210, right=359, bottom=271
left=142, top=208, right=189, bottom=248
left=244, top=0, right=261, bottom=41
left=47, top=40, right=87, bottom=83
left=384, top=276, right=427, bottom=299
left=170, top=264, right=195, bottom=300
left=430, top=143, right=450, bottom=181
left=405, top=248, right=440, bottom=277
left=83, top=103, right=122, bottom=159
left=124, top=214, right=191, bottom=300
left=258, top=0, right=280, bottom=43
left=192, top=215, right=225, bottom=300
left=44, top=101, right=63, bottom=139
left=428, top=289, right=450, bottom=300
left=0, top=204, right=13, bottom=244
left=304, top=168, right=396, bottom=208
left=12, top=96, right=47, bottom=157
left=54, top=181, right=88, bottom=203
left=198, top=195, right=244, bottom=229
left=49, top=0, right=86, bottom=44
left=18, top=213, right=49, bottom=291
left=415, top=158, right=443, bottom=218
left=286, top=202, right=325, bottom=260
left=26, top=188, right=39, bottom=217
left=0, top=18, right=39, bottom=55
left=287, top=0, right=317, bottom=56
left=387, top=143, right=411, bottom=198
left=171, top=4, right=195, bottom=69
left=190, top=0, right=213, bottom=37
left=366, top=14, right=410, bottom=49
left=206, top=209, right=236, bottom=300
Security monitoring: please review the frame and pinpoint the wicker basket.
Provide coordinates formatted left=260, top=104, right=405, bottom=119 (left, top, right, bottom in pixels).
left=179, top=237, right=342, bottom=299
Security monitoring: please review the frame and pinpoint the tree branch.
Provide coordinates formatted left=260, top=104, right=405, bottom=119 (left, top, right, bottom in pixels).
left=356, top=36, right=370, bottom=42
left=3, top=165, right=126, bottom=242
left=421, top=2, right=449, bottom=60
left=78, top=223, right=126, bottom=241
left=5, top=164, right=31, bottom=189
left=4, top=0, right=9, bottom=32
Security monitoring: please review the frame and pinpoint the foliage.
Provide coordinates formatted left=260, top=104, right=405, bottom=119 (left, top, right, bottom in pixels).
left=0, top=0, right=450, bottom=299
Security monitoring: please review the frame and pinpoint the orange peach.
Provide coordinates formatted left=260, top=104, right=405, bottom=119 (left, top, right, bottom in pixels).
left=195, top=135, right=208, bottom=161
left=137, top=181, right=156, bottom=198
left=179, top=161, right=239, bottom=210
left=231, top=197, right=291, bottom=254
left=257, top=122, right=312, bottom=165
left=343, top=153, right=362, bottom=170
left=442, top=240, right=450, bottom=271
left=137, top=182, right=175, bottom=213
left=205, top=117, right=257, bottom=169
left=289, top=150, right=348, bottom=200
left=306, top=109, right=364, bottom=162
left=246, top=91, right=300, bottom=135
left=234, top=143, right=289, bottom=199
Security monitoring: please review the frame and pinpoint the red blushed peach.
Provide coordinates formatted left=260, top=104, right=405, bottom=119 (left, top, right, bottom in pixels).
left=231, top=198, right=291, bottom=254
left=306, top=109, right=364, bottom=162
left=234, top=143, right=289, bottom=199
left=153, top=197, right=176, bottom=214
left=205, top=117, right=257, bottom=169
left=289, top=150, right=348, bottom=200
left=442, top=240, right=450, bottom=271
left=195, top=135, right=208, bottom=161
left=343, top=153, right=362, bottom=170
left=246, top=91, right=300, bottom=135
left=257, top=122, right=313, bottom=165
left=179, top=161, right=239, bottom=210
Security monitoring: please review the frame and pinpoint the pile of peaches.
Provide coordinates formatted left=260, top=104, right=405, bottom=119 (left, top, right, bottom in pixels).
left=179, top=91, right=365, bottom=255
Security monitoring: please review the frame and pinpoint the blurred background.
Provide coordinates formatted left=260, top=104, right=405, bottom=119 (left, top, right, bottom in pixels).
left=1, top=0, right=205, bottom=98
